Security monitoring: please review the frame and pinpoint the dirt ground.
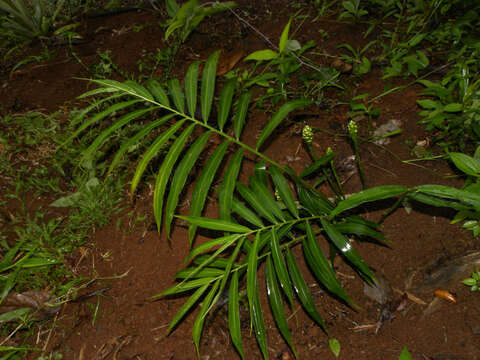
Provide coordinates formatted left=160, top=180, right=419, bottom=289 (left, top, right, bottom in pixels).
left=1, top=1, right=479, bottom=359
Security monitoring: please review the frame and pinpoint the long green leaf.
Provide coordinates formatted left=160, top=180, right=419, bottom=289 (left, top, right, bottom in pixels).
left=60, top=99, right=141, bottom=148
left=247, top=233, right=268, bottom=359
left=250, top=177, right=286, bottom=221
left=303, top=221, right=355, bottom=306
left=0, top=240, right=25, bottom=272
left=450, top=152, right=480, bottom=177
left=236, top=182, right=277, bottom=224
left=207, top=237, right=245, bottom=316
left=201, top=51, right=220, bottom=123
left=233, top=91, right=252, bottom=139
left=407, top=192, right=471, bottom=211
left=185, top=234, right=241, bottom=264
left=266, top=256, right=297, bottom=358
left=219, top=149, right=244, bottom=222
left=107, top=114, right=174, bottom=174
left=414, top=184, right=480, bottom=210
left=253, top=161, right=269, bottom=187
left=154, top=124, right=195, bottom=232
left=193, top=279, right=220, bottom=356
left=167, top=283, right=209, bottom=333
left=71, top=93, right=125, bottom=126
left=232, top=198, right=265, bottom=228
left=165, top=131, right=211, bottom=237
left=146, top=79, right=170, bottom=107
left=90, top=79, right=154, bottom=102
left=188, top=141, right=229, bottom=244
left=228, top=270, right=245, bottom=359
left=82, top=106, right=155, bottom=163
left=320, top=218, right=374, bottom=283
left=278, top=19, right=292, bottom=54
left=130, top=120, right=185, bottom=195
left=76, top=86, right=120, bottom=100
left=156, top=277, right=216, bottom=297
left=296, top=184, right=333, bottom=215
left=285, top=247, right=327, bottom=331
left=217, top=78, right=237, bottom=131
left=175, top=267, right=225, bottom=279
left=124, top=80, right=154, bottom=102
left=256, top=99, right=311, bottom=150
left=166, top=0, right=179, bottom=17
left=300, top=152, right=335, bottom=178
left=329, top=185, right=408, bottom=219
left=178, top=216, right=251, bottom=233
left=334, top=222, right=388, bottom=243
left=270, top=166, right=299, bottom=218
left=193, top=255, right=230, bottom=269
left=184, top=235, right=242, bottom=282
left=185, top=61, right=201, bottom=117
left=168, top=78, right=185, bottom=113
left=270, top=230, right=294, bottom=305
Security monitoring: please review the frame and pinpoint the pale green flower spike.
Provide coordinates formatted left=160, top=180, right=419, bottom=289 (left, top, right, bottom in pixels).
left=347, top=120, right=358, bottom=136
left=326, top=146, right=333, bottom=155
left=302, top=125, right=314, bottom=144
left=274, top=188, right=281, bottom=201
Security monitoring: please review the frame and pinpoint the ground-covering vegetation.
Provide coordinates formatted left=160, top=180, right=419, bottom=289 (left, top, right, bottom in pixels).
left=1, top=0, right=480, bottom=359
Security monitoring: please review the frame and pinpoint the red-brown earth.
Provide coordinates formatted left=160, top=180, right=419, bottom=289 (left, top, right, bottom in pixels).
left=1, top=1, right=479, bottom=359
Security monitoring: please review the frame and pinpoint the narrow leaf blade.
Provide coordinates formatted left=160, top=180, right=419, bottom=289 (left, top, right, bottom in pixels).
left=193, top=280, right=220, bottom=356
left=185, top=61, right=201, bottom=117
left=189, top=141, right=229, bottom=244
left=256, top=99, right=311, bottom=150
left=219, top=149, right=244, bottom=222
left=304, top=221, right=355, bottom=306
left=229, top=271, right=245, bottom=359
left=329, top=186, right=408, bottom=218
left=247, top=233, right=268, bottom=359
left=233, top=91, right=252, bottom=139
left=178, top=216, right=251, bottom=233
left=201, top=51, right=220, bottom=123
left=320, top=218, right=375, bottom=283
left=167, top=283, right=209, bottom=333
left=153, top=124, right=195, bottom=232
left=130, top=120, right=185, bottom=195
left=266, top=256, right=297, bottom=357
left=217, top=78, right=237, bottom=131
left=165, top=131, right=211, bottom=237
left=270, top=230, right=294, bottom=305
left=270, top=166, right=299, bottom=218
left=286, top=247, right=327, bottom=331
left=168, top=78, right=185, bottom=113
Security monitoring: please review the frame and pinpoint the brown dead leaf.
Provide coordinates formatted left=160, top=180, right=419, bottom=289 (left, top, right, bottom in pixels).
left=0, top=290, right=60, bottom=319
left=216, top=48, right=245, bottom=76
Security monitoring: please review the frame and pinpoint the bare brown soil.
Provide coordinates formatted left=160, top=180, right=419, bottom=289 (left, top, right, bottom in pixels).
left=1, top=1, right=479, bottom=359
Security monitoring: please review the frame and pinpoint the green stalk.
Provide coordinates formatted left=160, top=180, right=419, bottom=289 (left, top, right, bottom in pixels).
left=348, top=120, right=366, bottom=189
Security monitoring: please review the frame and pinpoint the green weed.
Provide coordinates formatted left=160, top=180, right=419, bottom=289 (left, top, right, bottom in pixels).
left=462, top=267, right=480, bottom=292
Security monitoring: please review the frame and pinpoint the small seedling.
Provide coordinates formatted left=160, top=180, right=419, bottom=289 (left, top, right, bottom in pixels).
left=338, top=0, right=368, bottom=22
left=329, top=338, right=341, bottom=357
left=462, top=267, right=480, bottom=292
left=398, top=346, right=413, bottom=360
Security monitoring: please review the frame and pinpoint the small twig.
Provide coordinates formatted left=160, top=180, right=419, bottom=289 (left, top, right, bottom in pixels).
left=392, top=288, right=427, bottom=305
left=42, top=312, right=59, bottom=353
left=0, top=322, right=24, bottom=346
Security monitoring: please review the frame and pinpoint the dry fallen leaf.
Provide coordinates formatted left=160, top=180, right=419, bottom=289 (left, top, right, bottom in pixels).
left=0, top=290, right=60, bottom=320
left=216, top=48, right=245, bottom=76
